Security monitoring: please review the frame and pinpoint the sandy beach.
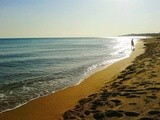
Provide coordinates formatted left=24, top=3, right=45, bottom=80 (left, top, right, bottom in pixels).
left=63, top=37, right=160, bottom=120
left=0, top=39, right=145, bottom=120
left=1, top=0, right=160, bottom=119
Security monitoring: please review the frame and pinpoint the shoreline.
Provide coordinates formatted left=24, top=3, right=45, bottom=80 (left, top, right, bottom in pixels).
left=0, top=40, right=144, bottom=120
left=0, top=44, right=132, bottom=114
left=63, top=37, right=160, bottom=120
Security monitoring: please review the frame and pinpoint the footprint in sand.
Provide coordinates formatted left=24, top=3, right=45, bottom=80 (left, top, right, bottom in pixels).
left=124, top=111, right=140, bottom=117
left=148, top=110, right=160, bottom=115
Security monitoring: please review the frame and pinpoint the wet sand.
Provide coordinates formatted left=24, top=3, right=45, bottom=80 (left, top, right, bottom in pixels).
left=0, top=39, right=144, bottom=120
left=63, top=37, right=160, bottom=120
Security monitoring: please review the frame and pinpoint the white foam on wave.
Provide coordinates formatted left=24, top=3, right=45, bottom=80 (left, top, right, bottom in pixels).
left=0, top=93, right=5, bottom=99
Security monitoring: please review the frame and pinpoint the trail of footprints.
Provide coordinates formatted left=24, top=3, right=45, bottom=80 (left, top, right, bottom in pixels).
left=63, top=38, right=160, bottom=119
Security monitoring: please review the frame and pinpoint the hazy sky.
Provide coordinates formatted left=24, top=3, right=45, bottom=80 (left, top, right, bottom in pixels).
left=0, top=0, right=160, bottom=37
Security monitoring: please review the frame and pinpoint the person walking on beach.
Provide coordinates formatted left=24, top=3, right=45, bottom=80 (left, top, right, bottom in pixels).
left=131, top=39, right=134, bottom=51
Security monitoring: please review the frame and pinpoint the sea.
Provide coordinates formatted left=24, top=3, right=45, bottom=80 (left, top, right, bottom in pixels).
left=0, top=37, right=143, bottom=112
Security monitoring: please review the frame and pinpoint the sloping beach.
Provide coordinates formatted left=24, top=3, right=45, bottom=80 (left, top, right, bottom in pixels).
left=63, top=37, right=160, bottom=120
left=0, top=38, right=147, bottom=120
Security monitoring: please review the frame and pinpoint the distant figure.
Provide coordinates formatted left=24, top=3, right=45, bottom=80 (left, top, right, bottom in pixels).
left=131, top=39, right=135, bottom=51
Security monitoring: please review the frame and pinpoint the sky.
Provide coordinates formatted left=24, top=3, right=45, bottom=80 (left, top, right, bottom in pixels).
left=0, top=0, right=160, bottom=37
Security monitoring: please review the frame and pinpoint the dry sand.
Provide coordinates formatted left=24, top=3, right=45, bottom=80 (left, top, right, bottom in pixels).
left=63, top=38, right=160, bottom=120
left=0, top=39, right=144, bottom=120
